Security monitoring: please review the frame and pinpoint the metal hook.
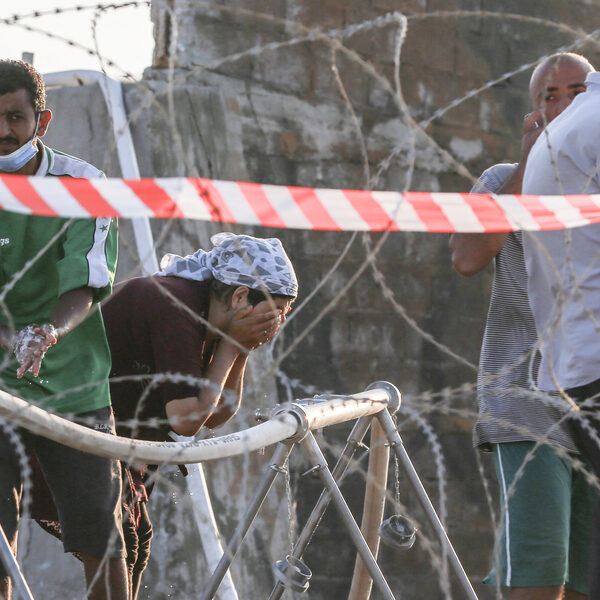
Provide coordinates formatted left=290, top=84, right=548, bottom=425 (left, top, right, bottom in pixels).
left=300, top=464, right=323, bottom=477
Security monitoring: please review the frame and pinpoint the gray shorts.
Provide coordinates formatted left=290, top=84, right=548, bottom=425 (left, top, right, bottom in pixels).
left=0, top=406, right=125, bottom=561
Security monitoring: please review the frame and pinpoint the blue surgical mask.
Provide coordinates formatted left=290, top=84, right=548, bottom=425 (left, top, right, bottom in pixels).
left=0, top=114, right=40, bottom=173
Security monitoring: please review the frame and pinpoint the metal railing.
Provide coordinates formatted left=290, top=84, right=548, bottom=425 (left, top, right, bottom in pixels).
left=0, top=382, right=478, bottom=600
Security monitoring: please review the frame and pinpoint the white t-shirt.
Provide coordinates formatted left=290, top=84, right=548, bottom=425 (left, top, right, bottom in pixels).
left=522, top=71, right=600, bottom=390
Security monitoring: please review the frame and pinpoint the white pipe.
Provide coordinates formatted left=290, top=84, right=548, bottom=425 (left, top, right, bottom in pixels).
left=299, top=391, right=390, bottom=430
left=0, top=389, right=297, bottom=464
left=0, top=389, right=390, bottom=465
left=171, top=444, right=239, bottom=600
left=43, top=70, right=158, bottom=275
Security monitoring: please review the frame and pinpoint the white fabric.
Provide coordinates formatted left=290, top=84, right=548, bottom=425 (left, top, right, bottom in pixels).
left=523, top=71, right=600, bottom=390
left=36, top=142, right=112, bottom=290
left=37, top=143, right=104, bottom=179
left=158, top=232, right=298, bottom=297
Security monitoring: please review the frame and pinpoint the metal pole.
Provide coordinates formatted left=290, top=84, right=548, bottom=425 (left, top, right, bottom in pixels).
left=43, top=70, right=159, bottom=275
left=0, top=524, right=34, bottom=600
left=348, top=417, right=389, bottom=600
left=199, top=441, right=293, bottom=600
left=268, top=416, right=373, bottom=600
left=376, top=410, right=478, bottom=600
left=301, top=432, right=396, bottom=600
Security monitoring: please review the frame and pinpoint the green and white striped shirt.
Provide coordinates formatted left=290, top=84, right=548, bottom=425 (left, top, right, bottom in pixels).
left=0, top=142, right=118, bottom=415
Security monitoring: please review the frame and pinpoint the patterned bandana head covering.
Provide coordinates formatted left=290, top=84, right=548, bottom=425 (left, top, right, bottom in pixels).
left=157, top=232, right=298, bottom=297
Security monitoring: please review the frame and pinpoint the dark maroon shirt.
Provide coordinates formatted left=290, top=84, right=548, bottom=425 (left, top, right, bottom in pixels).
left=101, top=276, right=212, bottom=442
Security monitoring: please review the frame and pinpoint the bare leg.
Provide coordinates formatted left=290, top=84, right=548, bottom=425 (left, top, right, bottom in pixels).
left=0, top=531, right=16, bottom=600
left=81, top=553, right=128, bottom=600
left=511, top=587, right=564, bottom=600
left=0, top=463, right=20, bottom=600
left=0, top=576, right=11, bottom=600
left=130, top=502, right=152, bottom=600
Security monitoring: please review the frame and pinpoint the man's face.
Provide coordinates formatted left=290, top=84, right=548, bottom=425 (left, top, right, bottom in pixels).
left=0, top=88, right=43, bottom=156
left=531, top=60, right=592, bottom=123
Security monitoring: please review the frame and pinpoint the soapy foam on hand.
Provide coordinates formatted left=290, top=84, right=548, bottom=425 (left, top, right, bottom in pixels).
left=13, top=324, right=57, bottom=375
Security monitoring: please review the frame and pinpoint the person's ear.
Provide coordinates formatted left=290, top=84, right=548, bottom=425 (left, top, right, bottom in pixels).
left=36, top=110, right=52, bottom=137
left=230, top=286, right=250, bottom=310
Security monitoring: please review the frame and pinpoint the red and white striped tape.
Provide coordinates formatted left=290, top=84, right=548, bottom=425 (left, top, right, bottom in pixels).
left=1, top=174, right=599, bottom=232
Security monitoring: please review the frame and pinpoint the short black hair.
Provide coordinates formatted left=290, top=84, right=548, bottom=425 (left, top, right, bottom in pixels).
left=0, top=60, right=46, bottom=112
left=211, top=279, right=294, bottom=307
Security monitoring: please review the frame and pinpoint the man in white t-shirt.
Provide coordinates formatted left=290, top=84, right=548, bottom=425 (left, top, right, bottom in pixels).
left=523, top=62, right=600, bottom=599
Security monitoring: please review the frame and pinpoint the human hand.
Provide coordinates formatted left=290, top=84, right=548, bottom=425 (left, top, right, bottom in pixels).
left=14, top=323, right=58, bottom=378
left=226, top=304, right=284, bottom=350
left=520, top=109, right=545, bottom=163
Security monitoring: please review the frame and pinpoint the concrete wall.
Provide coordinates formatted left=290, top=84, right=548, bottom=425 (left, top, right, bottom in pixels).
left=20, top=1, right=600, bottom=599
left=139, top=2, right=600, bottom=598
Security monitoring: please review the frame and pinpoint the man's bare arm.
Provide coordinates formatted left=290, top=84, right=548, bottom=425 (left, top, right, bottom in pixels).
left=51, top=287, right=94, bottom=338
left=449, top=232, right=508, bottom=276
left=450, top=111, right=545, bottom=277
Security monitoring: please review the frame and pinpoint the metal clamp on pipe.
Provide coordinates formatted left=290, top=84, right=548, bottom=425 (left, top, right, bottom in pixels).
left=365, top=381, right=401, bottom=415
left=272, top=555, right=312, bottom=593
left=255, top=407, right=269, bottom=423
left=298, top=388, right=393, bottom=431
left=272, top=403, right=311, bottom=443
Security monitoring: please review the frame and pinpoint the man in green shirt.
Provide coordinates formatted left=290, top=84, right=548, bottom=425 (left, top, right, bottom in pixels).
left=0, top=60, right=127, bottom=599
